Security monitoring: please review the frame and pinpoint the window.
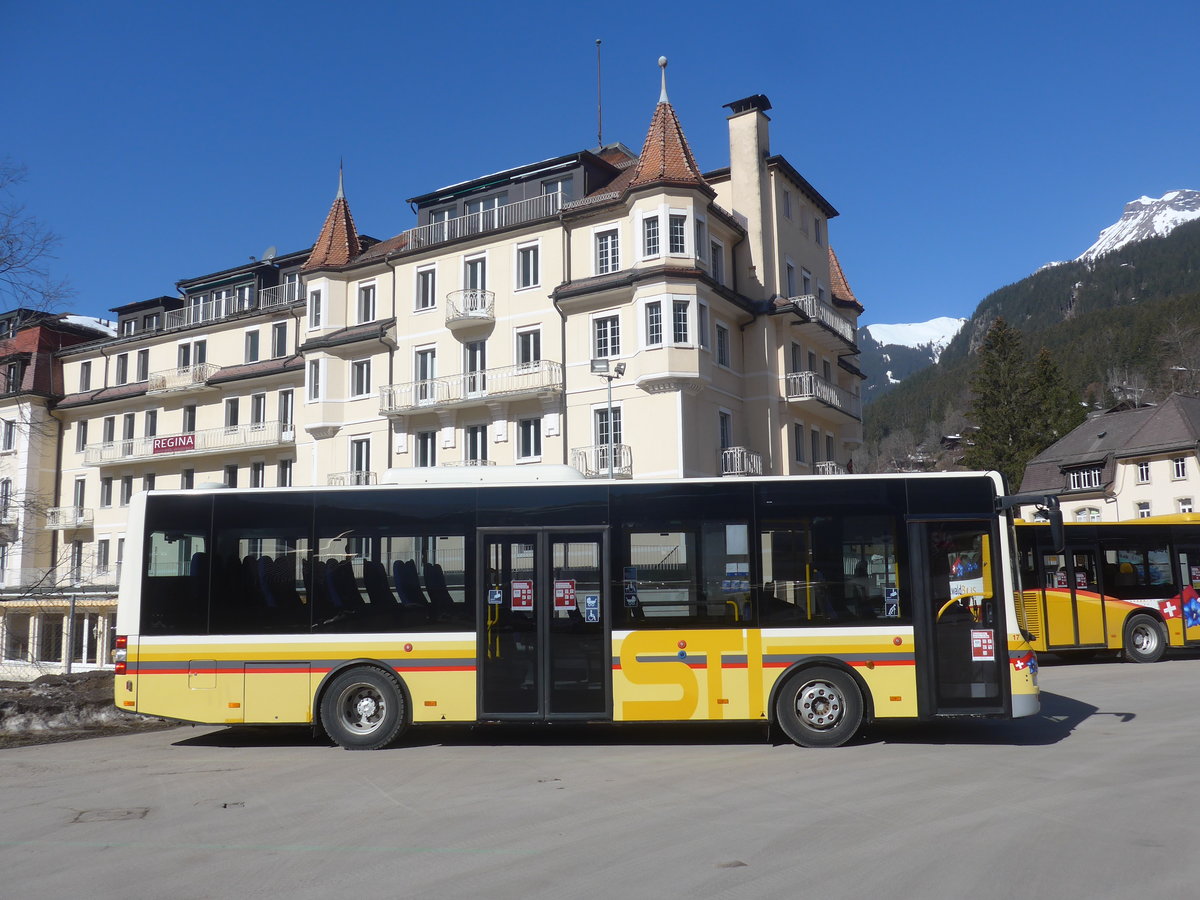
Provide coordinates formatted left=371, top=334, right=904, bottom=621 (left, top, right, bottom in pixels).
left=669, top=214, right=687, bottom=254
left=672, top=299, right=689, bottom=344
left=463, top=341, right=486, bottom=394
left=272, top=322, right=287, bottom=358
left=464, top=256, right=487, bottom=291
left=181, top=469, right=194, bottom=490
left=542, top=176, right=572, bottom=199
left=350, top=437, right=371, bottom=477
left=177, top=339, right=206, bottom=368
left=596, top=229, right=619, bottom=274
left=120, top=475, right=134, bottom=506
left=279, top=390, right=294, bottom=427
left=250, top=462, right=265, bottom=488
left=72, top=477, right=86, bottom=510
left=719, top=411, right=733, bottom=449
left=136, top=349, right=149, bottom=381
left=1, top=419, right=13, bottom=451
left=465, top=193, right=506, bottom=229
left=97, top=539, right=110, bottom=575
left=1073, top=507, right=1101, bottom=522
left=100, top=477, right=113, bottom=508
left=716, top=323, right=731, bottom=367
left=1174, top=457, right=1188, bottom=479
left=802, top=268, right=813, bottom=296
left=1137, top=461, right=1151, bottom=483
left=245, top=329, right=260, bottom=363
left=595, top=407, right=622, bottom=472
left=358, top=283, right=376, bottom=323
left=782, top=189, right=793, bottom=219
left=697, top=303, right=710, bottom=350
left=122, top=413, right=135, bottom=456
left=351, top=360, right=371, bottom=398
left=1136, top=501, right=1151, bottom=518
left=277, top=459, right=292, bottom=488
left=224, top=465, right=238, bottom=488
left=3, top=361, right=18, bottom=392
left=144, top=409, right=157, bottom=438
left=182, top=405, right=196, bottom=434
left=643, top=216, right=660, bottom=257
left=814, top=217, right=823, bottom=246
left=793, top=422, right=805, bottom=463
left=102, top=416, right=115, bottom=444
left=143, top=313, right=160, bottom=331
left=1179, top=498, right=1193, bottom=514
left=308, top=360, right=321, bottom=401
left=75, top=421, right=88, bottom=453
left=711, top=241, right=723, bottom=285
left=785, top=262, right=797, bottom=297
left=115, top=353, right=129, bottom=385
left=695, top=219, right=707, bottom=261
left=224, top=398, right=239, bottom=432
left=416, top=430, right=437, bottom=468
left=518, top=418, right=542, bottom=460
left=120, top=320, right=135, bottom=336
left=308, top=289, right=323, bottom=328
left=646, top=301, right=663, bottom=347
left=143, top=473, right=156, bottom=492
left=0, top=479, right=10, bottom=521
left=465, top=424, right=488, bottom=463
left=516, top=330, right=541, bottom=367
left=415, top=348, right=436, bottom=402
left=593, top=315, right=620, bottom=358
left=517, top=243, right=539, bottom=289
left=416, top=267, right=436, bottom=310
left=1068, top=466, right=1103, bottom=491
left=811, top=427, right=821, bottom=464
left=79, top=361, right=91, bottom=392
left=250, top=393, right=266, bottom=428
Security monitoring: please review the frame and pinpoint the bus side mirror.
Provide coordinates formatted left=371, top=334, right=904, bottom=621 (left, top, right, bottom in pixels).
left=1048, top=505, right=1065, bottom=554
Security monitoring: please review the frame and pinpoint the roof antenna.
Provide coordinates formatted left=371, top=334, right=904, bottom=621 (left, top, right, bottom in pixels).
left=595, top=39, right=603, bottom=148
left=659, top=56, right=669, bottom=103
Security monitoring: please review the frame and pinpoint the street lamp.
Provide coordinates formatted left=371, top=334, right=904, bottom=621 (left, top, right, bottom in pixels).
left=590, top=358, right=626, bottom=478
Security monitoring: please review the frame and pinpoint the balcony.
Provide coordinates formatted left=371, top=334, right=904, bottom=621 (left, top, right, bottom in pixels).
left=814, top=461, right=848, bottom=476
left=446, top=290, right=495, bottom=331
left=782, top=371, right=862, bottom=421
left=84, top=421, right=295, bottom=466
left=380, top=361, right=564, bottom=415
left=163, top=296, right=258, bottom=330
left=786, top=294, right=857, bottom=351
left=258, top=282, right=305, bottom=309
left=45, top=507, right=95, bottom=530
left=0, top=565, right=119, bottom=592
left=399, top=192, right=562, bottom=252
left=146, top=362, right=222, bottom=395
left=720, top=446, right=763, bottom=477
left=571, top=444, right=633, bottom=479
left=328, top=471, right=378, bottom=486
left=441, top=459, right=496, bottom=467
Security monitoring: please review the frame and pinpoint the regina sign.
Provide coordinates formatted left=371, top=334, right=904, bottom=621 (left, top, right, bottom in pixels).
left=153, top=434, right=196, bottom=454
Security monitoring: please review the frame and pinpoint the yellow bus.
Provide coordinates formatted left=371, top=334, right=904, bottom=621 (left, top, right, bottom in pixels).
left=1016, top=514, right=1200, bottom=662
left=114, top=469, right=1041, bottom=748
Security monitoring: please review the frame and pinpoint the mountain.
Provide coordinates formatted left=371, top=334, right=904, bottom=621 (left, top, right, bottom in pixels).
left=1077, top=189, right=1200, bottom=263
left=858, top=317, right=965, bottom=403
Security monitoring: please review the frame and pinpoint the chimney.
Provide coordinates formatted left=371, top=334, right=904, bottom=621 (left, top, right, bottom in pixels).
left=724, top=94, right=774, bottom=300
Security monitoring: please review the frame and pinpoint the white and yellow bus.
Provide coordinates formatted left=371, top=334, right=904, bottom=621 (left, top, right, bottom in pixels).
left=1017, top=513, right=1200, bottom=662
left=114, top=469, right=1041, bottom=748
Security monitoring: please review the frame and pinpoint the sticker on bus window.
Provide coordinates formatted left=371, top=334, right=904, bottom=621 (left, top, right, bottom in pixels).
left=1075, top=570, right=1089, bottom=589
left=511, top=580, right=534, bottom=610
left=1191, top=566, right=1200, bottom=589
left=970, top=629, right=995, bottom=661
left=883, top=587, right=899, bottom=617
left=487, top=588, right=503, bottom=606
left=1054, top=570, right=1069, bottom=588
left=554, top=579, right=576, bottom=610
left=624, top=582, right=640, bottom=608
left=583, top=594, right=600, bottom=623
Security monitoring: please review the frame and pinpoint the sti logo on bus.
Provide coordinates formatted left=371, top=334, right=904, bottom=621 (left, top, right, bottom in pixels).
left=152, top=435, right=196, bottom=454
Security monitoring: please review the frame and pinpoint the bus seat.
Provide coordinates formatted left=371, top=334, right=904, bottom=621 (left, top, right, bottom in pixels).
left=395, top=560, right=428, bottom=606
left=271, top=555, right=303, bottom=608
left=424, top=562, right=456, bottom=618
left=327, top=558, right=365, bottom=611
left=256, top=556, right=280, bottom=608
left=363, top=560, right=399, bottom=608
left=189, top=551, right=209, bottom=606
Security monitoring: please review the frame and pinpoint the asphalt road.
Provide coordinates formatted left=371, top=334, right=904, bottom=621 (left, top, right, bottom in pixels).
left=2, top=655, right=1199, bottom=900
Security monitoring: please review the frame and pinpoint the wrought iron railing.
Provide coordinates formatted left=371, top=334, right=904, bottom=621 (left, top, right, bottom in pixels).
left=571, top=444, right=633, bottom=479
left=720, top=446, right=763, bottom=477
left=146, top=362, right=222, bottom=393
left=814, top=461, right=847, bottom=476
left=380, top=361, right=563, bottom=414
left=84, top=421, right=293, bottom=465
left=259, top=282, right=304, bottom=309
left=327, top=471, right=378, bottom=486
left=786, top=294, right=857, bottom=347
left=45, top=507, right=95, bottom=529
left=782, top=371, right=862, bottom=421
left=446, top=289, right=495, bottom=325
left=399, top=192, right=562, bottom=251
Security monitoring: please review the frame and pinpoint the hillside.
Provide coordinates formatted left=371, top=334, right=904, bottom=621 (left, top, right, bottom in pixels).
left=864, top=218, right=1200, bottom=467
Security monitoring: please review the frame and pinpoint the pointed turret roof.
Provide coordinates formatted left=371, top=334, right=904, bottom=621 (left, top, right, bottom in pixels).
left=302, top=167, right=361, bottom=271
left=626, top=58, right=712, bottom=196
left=828, top=247, right=864, bottom=313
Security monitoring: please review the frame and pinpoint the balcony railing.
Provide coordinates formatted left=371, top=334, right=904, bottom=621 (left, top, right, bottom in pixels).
left=45, top=507, right=95, bottom=530
left=782, top=371, right=862, bottom=421
left=571, top=444, right=633, bottom=479
left=380, top=361, right=564, bottom=415
left=146, top=362, right=222, bottom=394
left=163, top=296, right=259, bottom=330
left=720, top=446, right=763, bottom=477
left=786, top=294, right=857, bottom=348
left=0, top=565, right=119, bottom=592
left=399, top=192, right=562, bottom=252
left=327, top=471, right=378, bottom=486
left=446, top=289, right=495, bottom=329
left=84, top=421, right=294, bottom=466
left=259, top=282, right=304, bottom=309
left=441, top=459, right=496, bottom=467
left=814, top=461, right=847, bottom=476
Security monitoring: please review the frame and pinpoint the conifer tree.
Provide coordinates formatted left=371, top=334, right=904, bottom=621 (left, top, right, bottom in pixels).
left=964, top=319, right=1036, bottom=489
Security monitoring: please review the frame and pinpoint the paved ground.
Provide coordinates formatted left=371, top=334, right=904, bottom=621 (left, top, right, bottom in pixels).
left=2, top=654, right=1199, bottom=900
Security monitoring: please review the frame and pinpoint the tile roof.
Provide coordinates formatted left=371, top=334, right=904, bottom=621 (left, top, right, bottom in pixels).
left=55, top=382, right=148, bottom=410
left=626, top=98, right=712, bottom=196
left=302, top=176, right=361, bottom=271
left=207, top=356, right=304, bottom=385
left=828, top=247, right=864, bottom=312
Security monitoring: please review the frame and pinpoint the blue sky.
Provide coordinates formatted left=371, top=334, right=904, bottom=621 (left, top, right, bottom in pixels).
left=5, top=1, right=1196, bottom=327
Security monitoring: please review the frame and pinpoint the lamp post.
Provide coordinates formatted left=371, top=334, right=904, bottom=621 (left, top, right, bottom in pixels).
left=590, top=358, right=626, bottom=478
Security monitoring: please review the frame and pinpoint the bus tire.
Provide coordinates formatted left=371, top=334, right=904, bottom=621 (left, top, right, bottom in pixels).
left=320, top=666, right=407, bottom=750
left=1123, top=614, right=1167, bottom=664
left=774, top=666, right=864, bottom=748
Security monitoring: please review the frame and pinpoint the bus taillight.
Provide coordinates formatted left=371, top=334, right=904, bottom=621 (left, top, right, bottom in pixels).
left=114, top=635, right=127, bottom=675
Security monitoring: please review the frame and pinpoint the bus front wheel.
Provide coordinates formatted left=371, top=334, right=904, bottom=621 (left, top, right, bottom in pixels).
left=320, top=667, right=407, bottom=750
left=1124, top=614, right=1167, bottom=664
left=774, top=666, right=864, bottom=748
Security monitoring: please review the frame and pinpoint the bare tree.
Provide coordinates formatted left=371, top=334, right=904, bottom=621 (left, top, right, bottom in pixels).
left=1158, top=317, right=1200, bottom=396
left=0, top=159, right=72, bottom=311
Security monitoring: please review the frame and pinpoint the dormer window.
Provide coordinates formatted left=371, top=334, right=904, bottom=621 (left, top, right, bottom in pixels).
left=1068, top=466, right=1103, bottom=490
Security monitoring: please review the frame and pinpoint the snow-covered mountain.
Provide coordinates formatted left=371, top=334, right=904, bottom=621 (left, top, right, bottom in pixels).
left=1077, top=189, right=1200, bottom=263
left=862, top=317, right=966, bottom=362
left=857, top=316, right=966, bottom=402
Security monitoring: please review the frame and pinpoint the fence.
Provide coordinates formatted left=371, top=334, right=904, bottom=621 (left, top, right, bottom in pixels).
left=0, top=596, right=116, bottom=682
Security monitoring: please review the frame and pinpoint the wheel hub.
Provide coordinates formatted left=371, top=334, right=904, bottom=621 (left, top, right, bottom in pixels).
left=797, top=681, right=843, bottom=730
left=356, top=696, right=379, bottom=719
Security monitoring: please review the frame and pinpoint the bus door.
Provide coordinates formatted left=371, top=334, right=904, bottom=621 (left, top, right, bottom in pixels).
left=910, top=520, right=1006, bottom=715
left=478, top=529, right=609, bottom=720
left=1175, top=546, right=1200, bottom=645
left=1042, top=547, right=1106, bottom=648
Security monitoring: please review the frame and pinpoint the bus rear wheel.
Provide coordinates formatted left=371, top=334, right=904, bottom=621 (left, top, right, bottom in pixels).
left=1124, top=614, right=1167, bottom=664
left=774, top=666, right=864, bottom=748
left=320, top=667, right=407, bottom=750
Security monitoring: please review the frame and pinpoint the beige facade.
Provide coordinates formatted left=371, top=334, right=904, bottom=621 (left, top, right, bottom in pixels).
left=0, top=77, right=866, bottom=678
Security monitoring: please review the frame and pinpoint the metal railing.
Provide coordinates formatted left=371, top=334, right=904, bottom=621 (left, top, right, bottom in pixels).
left=45, top=507, right=95, bottom=529
left=814, top=461, right=847, bottom=476
left=146, top=362, right=222, bottom=393
left=163, top=296, right=257, bottom=330
left=787, top=294, right=857, bottom=347
left=84, top=420, right=294, bottom=465
left=441, top=459, right=496, bottom=467
left=327, top=471, right=378, bottom=486
left=0, top=565, right=119, bottom=592
left=380, top=360, right=564, bottom=414
left=446, top=289, right=495, bottom=326
left=259, top=282, right=304, bottom=309
left=570, top=444, right=633, bottom=479
left=399, top=192, right=562, bottom=251
left=720, top=446, right=763, bottom=477
left=782, top=371, right=862, bottom=421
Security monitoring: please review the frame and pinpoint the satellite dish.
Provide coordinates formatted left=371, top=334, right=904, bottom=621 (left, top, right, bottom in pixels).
left=261, top=246, right=278, bottom=261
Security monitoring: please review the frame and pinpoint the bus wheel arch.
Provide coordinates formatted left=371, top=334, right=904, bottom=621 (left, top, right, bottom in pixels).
left=1123, top=613, right=1168, bottom=663
left=769, top=659, right=870, bottom=748
left=316, top=661, right=410, bottom=750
